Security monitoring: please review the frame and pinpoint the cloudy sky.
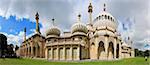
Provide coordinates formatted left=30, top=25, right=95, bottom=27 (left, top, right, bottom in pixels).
left=0, top=0, right=149, bottom=50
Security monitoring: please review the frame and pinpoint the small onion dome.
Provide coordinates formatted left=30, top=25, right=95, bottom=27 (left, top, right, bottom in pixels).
left=71, top=14, right=88, bottom=35
left=46, top=19, right=61, bottom=37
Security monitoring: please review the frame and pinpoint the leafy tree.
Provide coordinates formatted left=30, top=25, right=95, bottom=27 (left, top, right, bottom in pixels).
left=0, top=34, right=7, bottom=58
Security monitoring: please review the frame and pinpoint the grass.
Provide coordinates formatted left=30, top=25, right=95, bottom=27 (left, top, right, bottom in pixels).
left=0, top=57, right=149, bottom=65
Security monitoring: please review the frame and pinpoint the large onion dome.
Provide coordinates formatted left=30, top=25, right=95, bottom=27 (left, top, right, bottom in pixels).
left=46, top=19, right=61, bottom=37
left=71, top=14, right=88, bottom=35
left=93, top=4, right=117, bottom=32
left=93, top=4, right=118, bottom=37
left=93, top=12, right=117, bottom=32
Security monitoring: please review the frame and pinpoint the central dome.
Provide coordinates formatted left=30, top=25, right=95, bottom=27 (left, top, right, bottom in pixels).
left=93, top=12, right=118, bottom=32
left=71, top=14, right=88, bottom=35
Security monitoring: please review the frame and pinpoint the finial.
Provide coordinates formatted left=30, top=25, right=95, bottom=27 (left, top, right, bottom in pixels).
left=103, top=3, right=106, bottom=11
left=35, top=12, right=39, bottom=20
left=88, top=0, right=93, bottom=13
left=52, top=18, right=55, bottom=26
left=78, top=14, right=81, bottom=22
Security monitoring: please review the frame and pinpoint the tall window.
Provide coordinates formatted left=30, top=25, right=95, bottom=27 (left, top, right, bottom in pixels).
left=59, top=48, right=63, bottom=59
left=98, top=41, right=105, bottom=57
left=73, top=47, right=77, bottom=60
left=105, top=15, right=107, bottom=19
left=48, top=49, right=51, bottom=59
left=53, top=48, right=57, bottom=59
left=108, top=42, right=114, bottom=58
left=66, top=48, right=70, bottom=59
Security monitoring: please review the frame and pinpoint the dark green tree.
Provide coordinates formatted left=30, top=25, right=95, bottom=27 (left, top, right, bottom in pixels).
left=0, top=33, right=7, bottom=57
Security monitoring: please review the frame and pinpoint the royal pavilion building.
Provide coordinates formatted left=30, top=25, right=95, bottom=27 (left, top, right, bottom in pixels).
left=19, top=1, right=134, bottom=61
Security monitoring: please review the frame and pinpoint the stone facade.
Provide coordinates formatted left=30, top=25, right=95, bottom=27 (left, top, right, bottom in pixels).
left=45, top=2, right=134, bottom=60
left=20, top=34, right=45, bottom=58
left=45, top=35, right=89, bottom=60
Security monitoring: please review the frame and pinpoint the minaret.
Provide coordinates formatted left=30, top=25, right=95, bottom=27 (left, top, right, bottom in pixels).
left=35, top=12, right=41, bottom=34
left=24, top=27, right=26, bottom=42
left=88, top=0, right=93, bottom=25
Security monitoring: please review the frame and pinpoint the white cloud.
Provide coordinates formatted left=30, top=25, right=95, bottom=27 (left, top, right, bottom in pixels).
left=0, top=31, right=32, bottom=46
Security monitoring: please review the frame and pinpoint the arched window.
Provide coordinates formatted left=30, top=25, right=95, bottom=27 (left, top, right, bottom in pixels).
left=105, top=15, right=107, bottom=19
left=96, top=17, right=98, bottom=20
left=59, top=48, right=63, bottom=59
left=110, top=17, right=112, bottom=21
left=108, top=16, right=110, bottom=20
left=99, top=16, right=101, bottom=20
left=99, top=41, right=105, bottom=51
left=108, top=42, right=114, bottom=58
left=66, top=48, right=70, bottom=59
left=73, top=47, right=77, bottom=60
left=91, top=43, right=95, bottom=46
left=98, top=41, right=105, bottom=58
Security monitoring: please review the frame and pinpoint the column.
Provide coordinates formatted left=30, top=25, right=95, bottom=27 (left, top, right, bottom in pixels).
left=40, top=46, right=42, bottom=58
left=36, top=46, right=38, bottom=57
left=23, top=46, right=25, bottom=56
left=24, top=47, right=26, bottom=56
left=31, top=44, right=33, bottom=57
left=26, top=46, right=28, bottom=57
left=114, top=37, right=117, bottom=59
left=56, top=47, right=59, bottom=60
left=70, top=46, right=73, bottom=60
left=104, top=36, right=108, bottom=60
left=28, top=44, right=30, bottom=57
left=77, top=46, right=80, bottom=60
left=45, top=47, right=48, bottom=60
left=51, top=48, right=53, bottom=60
left=119, top=40, right=122, bottom=59
left=63, top=46, right=66, bottom=60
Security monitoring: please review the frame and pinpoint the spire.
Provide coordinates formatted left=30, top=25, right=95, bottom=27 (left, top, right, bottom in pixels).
left=24, top=27, right=26, bottom=42
left=35, top=12, right=41, bottom=34
left=103, top=3, right=106, bottom=11
left=88, top=0, right=93, bottom=13
left=78, top=14, right=81, bottom=22
left=88, top=0, right=93, bottom=25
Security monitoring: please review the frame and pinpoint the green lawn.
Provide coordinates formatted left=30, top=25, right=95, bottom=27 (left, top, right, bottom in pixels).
left=0, top=57, right=149, bottom=65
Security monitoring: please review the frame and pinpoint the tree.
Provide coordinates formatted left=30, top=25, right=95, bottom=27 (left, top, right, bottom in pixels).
left=0, top=34, right=7, bottom=58
left=15, top=45, right=19, bottom=51
left=7, top=44, right=15, bottom=57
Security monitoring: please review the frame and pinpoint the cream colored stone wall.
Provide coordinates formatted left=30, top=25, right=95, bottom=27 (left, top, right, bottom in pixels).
left=44, top=30, right=134, bottom=61
left=20, top=34, right=45, bottom=58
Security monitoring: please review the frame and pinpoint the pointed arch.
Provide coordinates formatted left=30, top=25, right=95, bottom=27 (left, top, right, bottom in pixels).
left=98, top=41, right=105, bottom=59
left=108, top=42, right=114, bottom=59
